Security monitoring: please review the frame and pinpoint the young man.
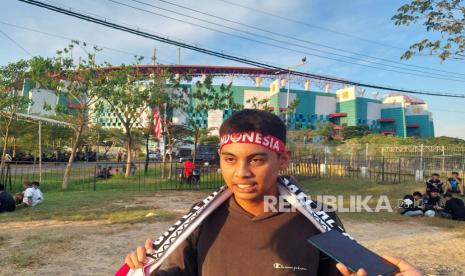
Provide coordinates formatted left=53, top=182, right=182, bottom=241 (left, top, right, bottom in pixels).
left=399, top=191, right=423, bottom=217
left=0, top=183, right=15, bottom=213
left=125, top=109, right=420, bottom=276
left=443, top=172, right=464, bottom=196
left=182, top=158, right=195, bottom=184
left=442, top=193, right=465, bottom=220
left=17, top=181, right=41, bottom=208
left=32, top=181, right=44, bottom=205
left=426, top=173, right=443, bottom=194
left=422, top=188, right=443, bottom=217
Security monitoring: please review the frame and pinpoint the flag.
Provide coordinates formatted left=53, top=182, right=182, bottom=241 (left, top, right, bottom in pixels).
left=153, top=108, right=161, bottom=140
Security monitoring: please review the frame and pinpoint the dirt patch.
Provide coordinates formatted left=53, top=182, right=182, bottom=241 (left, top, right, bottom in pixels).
left=345, top=221, right=465, bottom=275
left=1, top=191, right=464, bottom=275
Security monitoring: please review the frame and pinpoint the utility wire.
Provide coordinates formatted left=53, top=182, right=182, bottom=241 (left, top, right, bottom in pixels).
left=0, top=21, right=176, bottom=64
left=215, top=0, right=405, bottom=51
left=16, top=0, right=465, bottom=99
left=107, top=0, right=465, bottom=82
left=0, top=28, right=33, bottom=57
left=146, top=0, right=465, bottom=78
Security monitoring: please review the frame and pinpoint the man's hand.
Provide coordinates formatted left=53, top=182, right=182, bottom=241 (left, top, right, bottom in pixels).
left=336, top=255, right=422, bottom=276
left=125, top=239, right=154, bottom=269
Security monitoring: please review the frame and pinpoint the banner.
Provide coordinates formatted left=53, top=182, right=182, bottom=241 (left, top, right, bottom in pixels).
left=152, top=108, right=161, bottom=140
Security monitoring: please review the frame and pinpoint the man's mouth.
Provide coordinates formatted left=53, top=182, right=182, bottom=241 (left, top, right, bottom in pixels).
left=234, top=183, right=257, bottom=193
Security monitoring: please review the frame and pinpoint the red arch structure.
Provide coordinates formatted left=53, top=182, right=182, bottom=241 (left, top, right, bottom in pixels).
left=103, top=64, right=278, bottom=77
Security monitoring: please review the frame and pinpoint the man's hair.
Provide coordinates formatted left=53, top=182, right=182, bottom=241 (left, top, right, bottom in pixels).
left=413, top=191, right=422, bottom=197
left=432, top=173, right=439, bottom=177
left=32, top=181, right=40, bottom=187
left=0, top=183, right=4, bottom=191
left=219, top=109, right=286, bottom=143
left=452, top=171, right=459, bottom=176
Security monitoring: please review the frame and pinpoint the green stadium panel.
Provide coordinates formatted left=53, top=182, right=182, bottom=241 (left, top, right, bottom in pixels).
left=381, top=107, right=406, bottom=137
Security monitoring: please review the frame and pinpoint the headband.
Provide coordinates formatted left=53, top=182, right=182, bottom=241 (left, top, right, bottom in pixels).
left=219, top=131, right=286, bottom=153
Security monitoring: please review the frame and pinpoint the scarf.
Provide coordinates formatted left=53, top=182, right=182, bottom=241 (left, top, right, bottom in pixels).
left=115, top=176, right=352, bottom=276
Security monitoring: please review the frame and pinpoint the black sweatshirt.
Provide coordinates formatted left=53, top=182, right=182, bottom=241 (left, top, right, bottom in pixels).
left=154, top=196, right=342, bottom=276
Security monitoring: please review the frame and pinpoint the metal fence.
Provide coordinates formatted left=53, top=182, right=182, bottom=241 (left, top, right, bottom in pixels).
left=0, top=161, right=224, bottom=193
left=2, top=154, right=464, bottom=193
left=290, top=144, right=465, bottom=159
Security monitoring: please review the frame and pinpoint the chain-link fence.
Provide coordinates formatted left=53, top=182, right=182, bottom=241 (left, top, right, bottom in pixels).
left=2, top=149, right=464, bottom=193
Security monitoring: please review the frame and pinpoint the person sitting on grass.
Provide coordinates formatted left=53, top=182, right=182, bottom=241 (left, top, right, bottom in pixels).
left=0, top=183, right=15, bottom=213
left=123, top=109, right=420, bottom=276
left=399, top=191, right=424, bottom=217
left=426, top=173, right=443, bottom=194
left=32, top=181, right=43, bottom=205
left=441, top=193, right=465, bottom=220
left=16, top=181, right=41, bottom=208
left=422, top=188, right=443, bottom=217
left=14, top=181, right=31, bottom=205
left=182, top=158, right=195, bottom=184
left=443, top=172, right=464, bottom=197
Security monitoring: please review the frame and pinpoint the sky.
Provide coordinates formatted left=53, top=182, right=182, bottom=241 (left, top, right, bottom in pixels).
left=1, top=0, right=465, bottom=138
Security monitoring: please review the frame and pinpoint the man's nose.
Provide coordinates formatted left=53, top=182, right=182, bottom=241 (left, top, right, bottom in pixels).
left=234, top=160, right=253, bottom=178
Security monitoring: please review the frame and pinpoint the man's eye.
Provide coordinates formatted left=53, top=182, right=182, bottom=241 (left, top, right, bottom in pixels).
left=251, top=158, right=265, bottom=164
left=224, top=157, right=235, bottom=163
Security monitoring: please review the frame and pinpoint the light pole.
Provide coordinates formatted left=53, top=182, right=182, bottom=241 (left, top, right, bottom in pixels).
left=285, top=57, right=307, bottom=127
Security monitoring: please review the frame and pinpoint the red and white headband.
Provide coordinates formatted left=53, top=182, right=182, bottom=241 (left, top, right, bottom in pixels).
left=219, top=131, right=286, bottom=154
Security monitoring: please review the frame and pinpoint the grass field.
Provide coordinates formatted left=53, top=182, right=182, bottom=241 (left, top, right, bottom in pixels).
left=2, top=176, right=463, bottom=228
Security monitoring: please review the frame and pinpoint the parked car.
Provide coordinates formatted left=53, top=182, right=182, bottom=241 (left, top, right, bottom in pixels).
left=148, top=151, right=161, bottom=161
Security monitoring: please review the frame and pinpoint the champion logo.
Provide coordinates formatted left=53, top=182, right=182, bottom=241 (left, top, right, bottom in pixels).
left=273, top=262, right=308, bottom=271
left=220, top=131, right=285, bottom=153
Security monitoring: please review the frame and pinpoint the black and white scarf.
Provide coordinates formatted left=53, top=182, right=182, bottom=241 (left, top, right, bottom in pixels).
left=115, top=176, right=352, bottom=276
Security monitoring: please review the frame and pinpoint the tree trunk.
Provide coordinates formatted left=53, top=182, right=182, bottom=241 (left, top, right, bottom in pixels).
left=168, top=150, right=173, bottom=179
left=145, top=133, right=150, bottom=173
left=12, top=137, right=16, bottom=158
left=62, top=124, right=83, bottom=189
left=192, top=129, right=199, bottom=166
left=125, top=132, right=133, bottom=178
left=0, top=117, right=13, bottom=177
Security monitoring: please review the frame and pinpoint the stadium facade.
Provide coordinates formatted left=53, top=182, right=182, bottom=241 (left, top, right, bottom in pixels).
left=21, top=70, right=435, bottom=139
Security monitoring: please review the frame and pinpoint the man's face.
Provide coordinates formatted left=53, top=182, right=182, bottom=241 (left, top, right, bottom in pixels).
left=431, top=192, right=439, bottom=198
left=414, top=195, right=422, bottom=201
left=432, top=175, right=438, bottom=180
left=452, top=173, right=458, bottom=179
left=219, top=143, right=290, bottom=203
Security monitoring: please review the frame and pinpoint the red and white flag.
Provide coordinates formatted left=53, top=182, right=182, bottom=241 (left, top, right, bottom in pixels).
left=152, top=108, right=161, bottom=140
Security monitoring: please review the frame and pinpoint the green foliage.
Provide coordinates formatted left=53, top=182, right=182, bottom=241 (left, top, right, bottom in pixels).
left=392, top=0, right=465, bottom=61
left=313, top=122, right=334, bottom=143
left=341, top=125, right=371, bottom=140
left=346, top=133, right=465, bottom=145
left=0, top=60, right=33, bottom=170
left=245, top=96, right=274, bottom=111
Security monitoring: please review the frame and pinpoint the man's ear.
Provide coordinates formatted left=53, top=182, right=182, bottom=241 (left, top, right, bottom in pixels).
left=278, top=150, right=292, bottom=170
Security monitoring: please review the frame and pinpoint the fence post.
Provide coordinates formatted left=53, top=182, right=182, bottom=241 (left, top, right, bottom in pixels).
left=397, top=157, right=401, bottom=184
left=93, top=165, right=97, bottom=191
left=381, top=156, right=385, bottom=183
left=365, top=143, right=369, bottom=166
left=441, top=145, right=445, bottom=173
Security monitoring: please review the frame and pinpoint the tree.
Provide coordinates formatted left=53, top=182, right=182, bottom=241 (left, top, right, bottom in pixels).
left=341, top=125, right=371, bottom=140
left=31, top=42, right=103, bottom=189
left=392, top=0, right=465, bottom=61
left=245, top=96, right=274, bottom=112
left=314, top=122, right=334, bottom=143
left=96, top=63, right=168, bottom=177
left=0, top=60, right=31, bottom=175
left=176, top=76, right=240, bottom=163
